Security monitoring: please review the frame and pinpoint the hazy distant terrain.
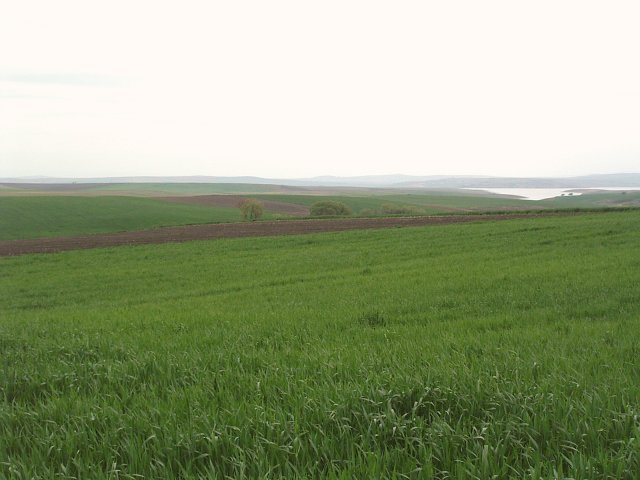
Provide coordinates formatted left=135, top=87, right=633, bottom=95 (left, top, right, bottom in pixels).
left=3, top=172, right=640, bottom=188
left=2, top=181, right=639, bottom=242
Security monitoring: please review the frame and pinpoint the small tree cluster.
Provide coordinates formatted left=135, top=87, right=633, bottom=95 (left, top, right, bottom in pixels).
left=238, top=199, right=264, bottom=221
left=310, top=200, right=352, bottom=217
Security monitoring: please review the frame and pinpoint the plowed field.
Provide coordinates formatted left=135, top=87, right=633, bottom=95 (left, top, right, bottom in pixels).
left=0, top=214, right=553, bottom=256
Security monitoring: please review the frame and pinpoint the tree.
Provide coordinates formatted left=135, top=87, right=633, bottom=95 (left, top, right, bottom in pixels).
left=310, top=200, right=352, bottom=217
left=238, top=199, right=264, bottom=221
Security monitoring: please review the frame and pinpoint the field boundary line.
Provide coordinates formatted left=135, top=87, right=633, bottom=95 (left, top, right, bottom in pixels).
left=0, top=213, right=572, bottom=257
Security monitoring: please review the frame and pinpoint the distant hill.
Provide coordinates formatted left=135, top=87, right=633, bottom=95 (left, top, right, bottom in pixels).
left=392, top=173, right=640, bottom=189
left=2, top=173, right=640, bottom=188
left=0, top=175, right=280, bottom=185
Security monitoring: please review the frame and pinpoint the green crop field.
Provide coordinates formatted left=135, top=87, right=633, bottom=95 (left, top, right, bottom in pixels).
left=1, top=211, right=639, bottom=478
left=253, top=191, right=640, bottom=216
left=3, top=186, right=638, bottom=243
left=0, top=196, right=243, bottom=240
left=253, top=192, right=540, bottom=215
left=541, top=191, right=640, bottom=209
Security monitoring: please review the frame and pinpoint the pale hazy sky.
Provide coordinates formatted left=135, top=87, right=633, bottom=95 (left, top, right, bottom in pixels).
left=1, top=1, right=639, bottom=179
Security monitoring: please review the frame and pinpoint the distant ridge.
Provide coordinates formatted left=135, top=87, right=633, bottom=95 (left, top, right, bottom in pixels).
left=392, top=173, right=640, bottom=189
left=2, top=173, right=640, bottom=188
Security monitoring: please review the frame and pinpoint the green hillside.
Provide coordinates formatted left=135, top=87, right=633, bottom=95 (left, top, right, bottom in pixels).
left=253, top=192, right=541, bottom=214
left=541, top=190, right=640, bottom=209
left=0, top=196, right=241, bottom=240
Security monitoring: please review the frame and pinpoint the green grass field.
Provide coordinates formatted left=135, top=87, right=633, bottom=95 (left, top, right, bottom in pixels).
left=0, top=196, right=243, bottom=240
left=254, top=191, right=640, bottom=216
left=253, top=192, right=539, bottom=215
left=0, top=191, right=541, bottom=241
left=1, top=211, right=639, bottom=478
left=3, top=186, right=639, bottom=242
left=541, top=190, right=640, bottom=209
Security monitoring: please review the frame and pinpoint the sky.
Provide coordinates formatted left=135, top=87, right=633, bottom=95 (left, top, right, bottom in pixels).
left=1, top=0, right=639, bottom=179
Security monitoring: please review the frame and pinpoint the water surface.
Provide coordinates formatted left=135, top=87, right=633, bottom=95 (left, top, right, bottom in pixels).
left=468, top=187, right=640, bottom=201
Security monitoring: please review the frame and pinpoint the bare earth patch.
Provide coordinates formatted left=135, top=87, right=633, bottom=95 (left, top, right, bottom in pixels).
left=0, top=214, right=557, bottom=257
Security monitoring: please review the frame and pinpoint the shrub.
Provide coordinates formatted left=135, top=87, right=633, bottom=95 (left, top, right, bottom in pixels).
left=310, top=200, right=352, bottom=217
left=238, top=199, right=264, bottom=221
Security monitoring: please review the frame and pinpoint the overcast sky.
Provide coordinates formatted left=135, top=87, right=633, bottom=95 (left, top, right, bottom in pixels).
left=1, top=1, right=639, bottom=179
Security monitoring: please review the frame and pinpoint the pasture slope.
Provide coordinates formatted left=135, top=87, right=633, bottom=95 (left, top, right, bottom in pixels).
left=1, top=211, right=640, bottom=478
left=2, top=186, right=638, bottom=243
left=0, top=196, right=241, bottom=240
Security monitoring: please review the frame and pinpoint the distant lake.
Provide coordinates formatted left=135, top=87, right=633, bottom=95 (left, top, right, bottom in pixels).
left=465, top=187, right=640, bottom=201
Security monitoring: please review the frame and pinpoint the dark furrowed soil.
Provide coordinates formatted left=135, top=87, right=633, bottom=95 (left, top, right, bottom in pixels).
left=0, top=214, right=552, bottom=257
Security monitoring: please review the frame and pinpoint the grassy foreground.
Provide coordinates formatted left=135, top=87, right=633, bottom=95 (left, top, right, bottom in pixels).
left=1, top=212, right=640, bottom=478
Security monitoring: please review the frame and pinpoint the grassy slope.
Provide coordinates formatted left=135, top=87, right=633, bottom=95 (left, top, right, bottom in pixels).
left=0, top=196, right=242, bottom=240
left=256, top=191, right=640, bottom=215
left=1, top=212, right=639, bottom=478
left=0, top=191, right=548, bottom=242
left=541, top=190, right=640, bottom=208
left=253, top=192, right=544, bottom=214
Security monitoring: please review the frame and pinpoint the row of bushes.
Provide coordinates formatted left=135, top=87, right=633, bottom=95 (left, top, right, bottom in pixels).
left=310, top=201, right=425, bottom=217
left=239, top=199, right=424, bottom=221
left=238, top=199, right=354, bottom=221
left=309, top=200, right=352, bottom=217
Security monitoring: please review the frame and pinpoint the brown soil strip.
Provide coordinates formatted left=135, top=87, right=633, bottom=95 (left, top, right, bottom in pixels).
left=0, top=214, right=545, bottom=257
left=159, top=195, right=310, bottom=216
